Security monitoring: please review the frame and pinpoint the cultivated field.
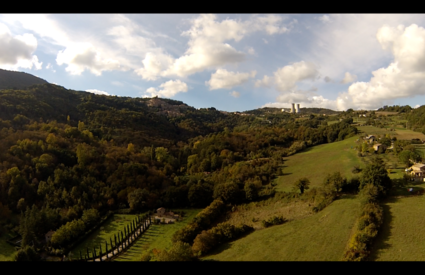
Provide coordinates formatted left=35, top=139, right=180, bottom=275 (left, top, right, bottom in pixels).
left=114, top=209, right=201, bottom=261
left=369, top=188, right=425, bottom=261
left=274, top=135, right=364, bottom=192
left=71, top=214, right=142, bottom=257
left=203, top=194, right=361, bottom=261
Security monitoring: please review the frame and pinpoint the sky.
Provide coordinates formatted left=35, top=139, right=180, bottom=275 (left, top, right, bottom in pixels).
left=2, top=14, right=425, bottom=112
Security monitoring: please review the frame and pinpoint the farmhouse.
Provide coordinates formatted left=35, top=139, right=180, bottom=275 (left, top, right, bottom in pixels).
left=408, top=163, right=425, bottom=181
left=155, top=207, right=180, bottom=223
left=373, top=143, right=386, bottom=152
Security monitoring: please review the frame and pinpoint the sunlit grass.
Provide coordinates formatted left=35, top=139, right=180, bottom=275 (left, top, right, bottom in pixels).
left=203, top=195, right=361, bottom=261
left=274, top=136, right=364, bottom=192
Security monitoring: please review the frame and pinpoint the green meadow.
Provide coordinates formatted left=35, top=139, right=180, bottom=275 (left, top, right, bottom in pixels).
left=203, top=194, right=361, bottom=261
left=274, top=135, right=364, bottom=192
left=369, top=189, right=425, bottom=261
left=114, top=209, right=201, bottom=261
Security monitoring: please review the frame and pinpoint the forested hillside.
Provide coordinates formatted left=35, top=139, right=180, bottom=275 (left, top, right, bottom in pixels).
left=0, top=69, right=48, bottom=90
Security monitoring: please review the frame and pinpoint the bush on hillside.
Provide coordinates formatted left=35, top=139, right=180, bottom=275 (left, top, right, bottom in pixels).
left=261, top=215, right=287, bottom=228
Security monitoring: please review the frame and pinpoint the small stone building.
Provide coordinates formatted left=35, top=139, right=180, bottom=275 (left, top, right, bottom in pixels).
left=409, top=163, right=425, bottom=180
left=157, top=207, right=166, bottom=216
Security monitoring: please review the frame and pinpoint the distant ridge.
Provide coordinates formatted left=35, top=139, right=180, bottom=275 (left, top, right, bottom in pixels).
left=0, top=69, right=48, bottom=90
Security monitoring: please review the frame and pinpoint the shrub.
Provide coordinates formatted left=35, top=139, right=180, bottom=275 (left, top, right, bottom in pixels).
left=261, top=216, right=286, bottom=228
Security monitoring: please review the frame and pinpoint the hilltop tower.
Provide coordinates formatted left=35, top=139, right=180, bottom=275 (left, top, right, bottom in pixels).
left=291, top=103, right=295, bottom=114
left=296, top=104, right=300, bottom=113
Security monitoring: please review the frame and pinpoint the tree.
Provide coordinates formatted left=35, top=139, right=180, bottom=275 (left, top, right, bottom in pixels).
left=359, top=158, right=392, bottom=198
left=128, top=188, right=149, bottom=212
left=323, top=172, right=346, bottom=193
left=155, top=241, right=197, bottom=261
left=81, top=209, right=100, bottom=227
left=15, top=246, right=41, bottom=261
left=294, top=178, right=310, bottom=194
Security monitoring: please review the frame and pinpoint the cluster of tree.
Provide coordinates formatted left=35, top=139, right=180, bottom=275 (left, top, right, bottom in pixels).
left=344, top=158, right=391, bottom=261
left=378, top=105, right=412, bottom=113
left=191, top=222, right=253, bottom=255
left=172, top=199, right=226, bottom=245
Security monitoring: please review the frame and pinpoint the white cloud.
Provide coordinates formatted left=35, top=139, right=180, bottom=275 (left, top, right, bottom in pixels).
left=160, top=14, right=293, bottom=78
left=230, top=91, right=240, bottom=98
left=56, top=42, right=120, bottom=76
left=111, top=81, right=124, bottom=86
left=86, top=89, right=110, bottom=96
left=0, top=22, right=42, bottom=70
left=263, top=93, right=336, bottom=110
left=262, top=38, right=269, bottom=44
left=317, top=15, right=331, bottom=23
left=341, top=72, right=357, bottom=84
left=324, top=76, right=332, bottom=83
left=415, top=104, right=420, bottom=108
left=273, top=61, right=319, bottom=92
left=135, top=52, right=175, bottom=81
left=336, top=24, right=425, bottom=110
left=206, top=69, right=256, bottom=90
left=247, top=47, right=255, bottom=55
left=145, top=79, right=188, bottom=98
left=255, top=75, right=273, bottom=88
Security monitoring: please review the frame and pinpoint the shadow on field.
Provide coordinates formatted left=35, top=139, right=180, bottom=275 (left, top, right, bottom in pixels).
left=368, top=199, right=396, bottom=261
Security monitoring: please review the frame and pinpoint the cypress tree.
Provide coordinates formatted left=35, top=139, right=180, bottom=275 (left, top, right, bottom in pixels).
left=93, top=247, right=96, bottom=259
left=80, top=250, right=82, bottom=260
left=114, top=234, right=117, bottom=248
left=100, top=245, right=103, bottom=261
left=121, top=232, right=124, bottom=250
left=124, top=227, right=127, bottom=238
left=105, top=241, right=109, bottom=259
left=87, top=247, right=90, bottom=259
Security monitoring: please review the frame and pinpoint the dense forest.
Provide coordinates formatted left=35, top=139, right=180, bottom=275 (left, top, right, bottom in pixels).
left=0, top=69, right=48, bottom=90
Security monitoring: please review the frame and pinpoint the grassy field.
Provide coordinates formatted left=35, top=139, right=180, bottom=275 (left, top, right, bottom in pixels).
left=223, top=197, right=313, bottom=230
left=114, top=209, right=201, bottom=261
left=0, top=233, right=18, bottom=261
left=369, top=188, right=425, bottom=261
left=71, top=214, right=143, bottom=257
left=274, top=135, right=364, bottom=192
left=203, top=194, right=361, bottom=261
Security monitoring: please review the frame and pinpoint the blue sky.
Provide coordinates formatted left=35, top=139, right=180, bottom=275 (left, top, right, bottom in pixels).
left=2, top=14, right=425, bottom=112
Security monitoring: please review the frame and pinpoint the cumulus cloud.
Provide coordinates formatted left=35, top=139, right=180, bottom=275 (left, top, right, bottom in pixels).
left=341, top=72, right=357, bottom=84
left=324, top=76, right=332, bottom=83
left=247, top=47, right=255, bottom=55
left=0, top=23, right=42, bottom=70
left=264, top=93, right=336, bottom=110
left=273, top=61, right=319, bottom=92
left=86, top=89, right=110, bottom=96
left=336, top=24, right=425, bottom=110
left=155, top=14, right=293, bottom=78
left=206, top=69, right=256, bottom=90
left=415, top=104, right=421, bottom=108
left=56, top=42, right=120, bottom=75
left=255, top=75, right=273, bottom=88
left=145, top=79, right=188, bottom=98
left=230, top=91, right=240, bottom=98
left=135, top=52, right=175, bottom=81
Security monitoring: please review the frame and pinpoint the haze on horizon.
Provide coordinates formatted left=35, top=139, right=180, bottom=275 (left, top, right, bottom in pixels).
left=1, top=14, right=425, bottom=112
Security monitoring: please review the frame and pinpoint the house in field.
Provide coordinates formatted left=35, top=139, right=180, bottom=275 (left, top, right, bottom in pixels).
left=373, top=143, right=386, bottom=152
left=408, top=163, right=425, bottom=181
left=156, top=207, right=166, bottom=216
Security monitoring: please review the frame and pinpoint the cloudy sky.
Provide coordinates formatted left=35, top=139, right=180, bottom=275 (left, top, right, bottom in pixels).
left=2, top=14, right=425, bottom=112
